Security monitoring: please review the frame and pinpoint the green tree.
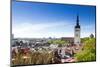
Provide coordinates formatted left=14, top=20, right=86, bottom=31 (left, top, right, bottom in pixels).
left=48, top=39, right=69, bottom=47
left=75, top=38, right=96, bottom=62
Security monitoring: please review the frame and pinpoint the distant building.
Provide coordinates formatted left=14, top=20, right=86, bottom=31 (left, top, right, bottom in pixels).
left=74, top=15, right=81, bottom=45
left=50, top=44, right=58, bottom=49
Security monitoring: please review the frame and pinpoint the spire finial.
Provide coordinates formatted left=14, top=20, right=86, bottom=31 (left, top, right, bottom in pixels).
left=76, top=14, right=79, bottom=26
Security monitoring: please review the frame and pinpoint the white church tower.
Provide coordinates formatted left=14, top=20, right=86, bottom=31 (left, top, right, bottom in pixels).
left=74, top=15, right=81, bottom=45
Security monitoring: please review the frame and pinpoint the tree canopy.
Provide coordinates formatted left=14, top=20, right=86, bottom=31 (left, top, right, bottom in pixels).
left=75, top=38, right=96, bottom=62
left=48, top=39, right=69, bottom=47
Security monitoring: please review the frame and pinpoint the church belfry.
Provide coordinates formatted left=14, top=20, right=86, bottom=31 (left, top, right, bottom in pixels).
left=74, top=15, right=81, bottom=45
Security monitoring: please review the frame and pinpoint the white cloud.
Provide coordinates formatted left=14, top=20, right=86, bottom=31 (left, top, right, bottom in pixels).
left=12, top=21, right=74, bottom=38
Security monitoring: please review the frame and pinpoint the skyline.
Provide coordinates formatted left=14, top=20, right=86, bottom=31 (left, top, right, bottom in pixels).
left=12, top=0, right=96, bottom=38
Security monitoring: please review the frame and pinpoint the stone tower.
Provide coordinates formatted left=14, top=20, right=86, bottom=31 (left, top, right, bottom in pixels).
left=74, top=15, right=81, bottom=45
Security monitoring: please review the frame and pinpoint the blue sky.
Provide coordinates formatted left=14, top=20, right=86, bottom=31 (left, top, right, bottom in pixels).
left=12, top=0, right=96, bottom=38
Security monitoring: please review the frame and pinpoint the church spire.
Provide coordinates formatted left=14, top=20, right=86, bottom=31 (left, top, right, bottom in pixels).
left=77, top=15, right=79, bottom=25
left=75, top=14, right=80, bottom=28
left=74, top=14, right=81, bottom=45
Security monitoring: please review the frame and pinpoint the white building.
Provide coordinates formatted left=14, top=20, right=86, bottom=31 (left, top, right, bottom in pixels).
left=50, top=44, right=58, bottom=49
left=74, top=15, right=81, bottom=45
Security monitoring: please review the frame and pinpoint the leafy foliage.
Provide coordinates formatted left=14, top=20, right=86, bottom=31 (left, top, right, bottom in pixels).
left=12, top=51, right=55, bottom=65
left=75, top=38, right=96, bottom=62
left=48, top=39, right=69, bottom=47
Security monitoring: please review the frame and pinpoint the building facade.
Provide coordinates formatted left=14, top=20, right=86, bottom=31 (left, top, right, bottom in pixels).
left=74, top=15, right=81, bottom=45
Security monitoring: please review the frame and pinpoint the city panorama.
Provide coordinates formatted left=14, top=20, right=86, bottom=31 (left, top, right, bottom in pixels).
left=11, top=0, right=96, bottom=66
